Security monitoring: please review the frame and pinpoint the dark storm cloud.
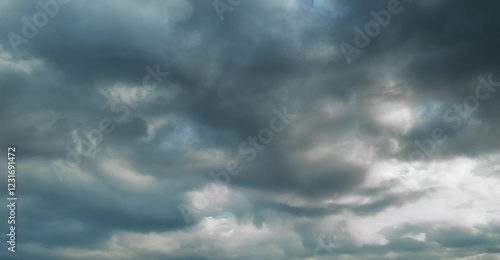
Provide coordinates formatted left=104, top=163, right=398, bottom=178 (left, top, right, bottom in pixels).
left=318, top=1, right=500, bottom=165
left=237, top=187, right=432, bottom=223
left=0, top=0, right=499, bottom=259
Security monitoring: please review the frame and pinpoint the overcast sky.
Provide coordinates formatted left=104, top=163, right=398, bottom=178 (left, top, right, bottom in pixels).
left=1, top=0, right=500, bottom=259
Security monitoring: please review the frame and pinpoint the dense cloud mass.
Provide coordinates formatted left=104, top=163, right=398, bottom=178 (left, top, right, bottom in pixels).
left=0, top=0, right=500, bottom=259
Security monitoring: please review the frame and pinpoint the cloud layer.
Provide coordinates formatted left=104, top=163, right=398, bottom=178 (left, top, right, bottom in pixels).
left=1, top=0, right=500, bottom=259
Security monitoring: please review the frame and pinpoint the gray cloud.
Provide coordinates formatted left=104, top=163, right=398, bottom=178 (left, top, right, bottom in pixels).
left=0, top=0, right=499, bottom=259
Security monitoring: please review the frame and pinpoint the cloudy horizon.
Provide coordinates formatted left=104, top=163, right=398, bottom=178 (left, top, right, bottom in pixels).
left=1, top=0, right=500, bottom=259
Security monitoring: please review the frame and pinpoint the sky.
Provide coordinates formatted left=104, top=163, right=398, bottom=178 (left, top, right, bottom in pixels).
left=1, top=0, right=500, bottom=259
